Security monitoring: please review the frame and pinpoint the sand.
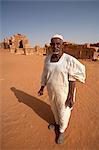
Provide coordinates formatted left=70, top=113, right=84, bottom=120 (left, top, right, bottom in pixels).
left=0, top=49, right=99, bottom=150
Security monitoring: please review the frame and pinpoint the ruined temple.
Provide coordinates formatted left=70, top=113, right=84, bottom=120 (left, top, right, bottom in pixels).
left=1, top=34, right=35, bottom=55
left=1, top=34, right=45, bottom=55
left=3, top=34, right=28, bottom=47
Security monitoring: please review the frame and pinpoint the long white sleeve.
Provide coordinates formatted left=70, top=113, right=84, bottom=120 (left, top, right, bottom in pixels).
left=68, top=57, right=86, bottom=83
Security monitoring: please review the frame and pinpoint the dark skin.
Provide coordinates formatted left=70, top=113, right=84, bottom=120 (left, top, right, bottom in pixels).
left=38, top=38, right=75, bottom=108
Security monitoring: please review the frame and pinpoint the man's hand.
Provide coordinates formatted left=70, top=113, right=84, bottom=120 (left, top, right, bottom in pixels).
left=38, top=86, right=44, bottom=96
left=65, top=81, right=75, bottom=108
left=65, top=92, right=74, bottom=108
left=38, top=89, right=43, bottom=96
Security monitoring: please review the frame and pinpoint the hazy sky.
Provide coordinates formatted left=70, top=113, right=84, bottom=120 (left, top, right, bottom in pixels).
left=1, top=0, right=99, bottom=46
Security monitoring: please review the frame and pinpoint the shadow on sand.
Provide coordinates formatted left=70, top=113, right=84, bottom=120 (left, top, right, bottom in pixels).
left=10, top=87, right=54, bottom=124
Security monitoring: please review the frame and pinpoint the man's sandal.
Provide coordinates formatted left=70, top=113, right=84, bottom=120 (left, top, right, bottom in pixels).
left=57, top=132, right=64, bottom=144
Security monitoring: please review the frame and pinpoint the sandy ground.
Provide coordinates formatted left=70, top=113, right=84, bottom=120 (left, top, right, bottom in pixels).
left=0, top=49, right=99, bottom=150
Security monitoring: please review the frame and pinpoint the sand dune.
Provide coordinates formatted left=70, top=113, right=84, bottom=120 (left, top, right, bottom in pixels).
left=0, top=49, right=99, bottom=150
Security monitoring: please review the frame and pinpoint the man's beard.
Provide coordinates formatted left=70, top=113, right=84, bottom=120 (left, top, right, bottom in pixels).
left=52, top=48, right=60, bottom=55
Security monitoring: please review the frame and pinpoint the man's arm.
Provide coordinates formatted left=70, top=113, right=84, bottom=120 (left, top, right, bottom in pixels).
left=65, top=81, right=76, bottom=108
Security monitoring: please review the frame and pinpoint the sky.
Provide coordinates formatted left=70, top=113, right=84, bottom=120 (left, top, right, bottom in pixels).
left=0, top=0, right=99, bottom=47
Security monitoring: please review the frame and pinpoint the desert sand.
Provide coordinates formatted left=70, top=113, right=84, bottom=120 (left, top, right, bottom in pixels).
left=0, top=49, right=99, bottom=150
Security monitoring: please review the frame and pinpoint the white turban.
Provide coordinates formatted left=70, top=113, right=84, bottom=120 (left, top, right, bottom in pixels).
left=51, top=34, right=64, bottom=41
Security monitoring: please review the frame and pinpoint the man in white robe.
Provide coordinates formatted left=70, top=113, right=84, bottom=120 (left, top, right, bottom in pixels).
left=38, top=34, right=86, bottom=144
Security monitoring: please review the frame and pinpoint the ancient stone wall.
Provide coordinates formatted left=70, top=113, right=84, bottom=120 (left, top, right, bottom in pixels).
left=63, top=43, right=95, bottom=59
left=1, top=34, right=34, bottom=55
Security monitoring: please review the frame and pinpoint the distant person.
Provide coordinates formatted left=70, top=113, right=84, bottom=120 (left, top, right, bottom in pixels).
left=38, top=34, right=86, bottom=144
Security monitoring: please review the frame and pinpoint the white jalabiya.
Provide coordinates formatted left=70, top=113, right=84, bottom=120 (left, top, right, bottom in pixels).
left=41, top=53, right=86, bottom=133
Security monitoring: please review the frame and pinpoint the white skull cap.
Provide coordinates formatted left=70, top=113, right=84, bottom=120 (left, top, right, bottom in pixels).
left=51, top=34, right=63, bottom=41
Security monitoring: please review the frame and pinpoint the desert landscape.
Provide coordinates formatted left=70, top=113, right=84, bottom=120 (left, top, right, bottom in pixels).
left=0, top=49, right=99, bottom=150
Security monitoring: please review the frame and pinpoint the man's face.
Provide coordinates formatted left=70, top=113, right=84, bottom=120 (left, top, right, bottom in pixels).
left=50, top=38, right=63, bottom=55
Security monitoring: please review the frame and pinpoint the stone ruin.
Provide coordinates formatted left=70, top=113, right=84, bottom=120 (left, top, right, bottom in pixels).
left=1, top=34, right=42, bottom=55
left=63, top=42, right=95, bottom=59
